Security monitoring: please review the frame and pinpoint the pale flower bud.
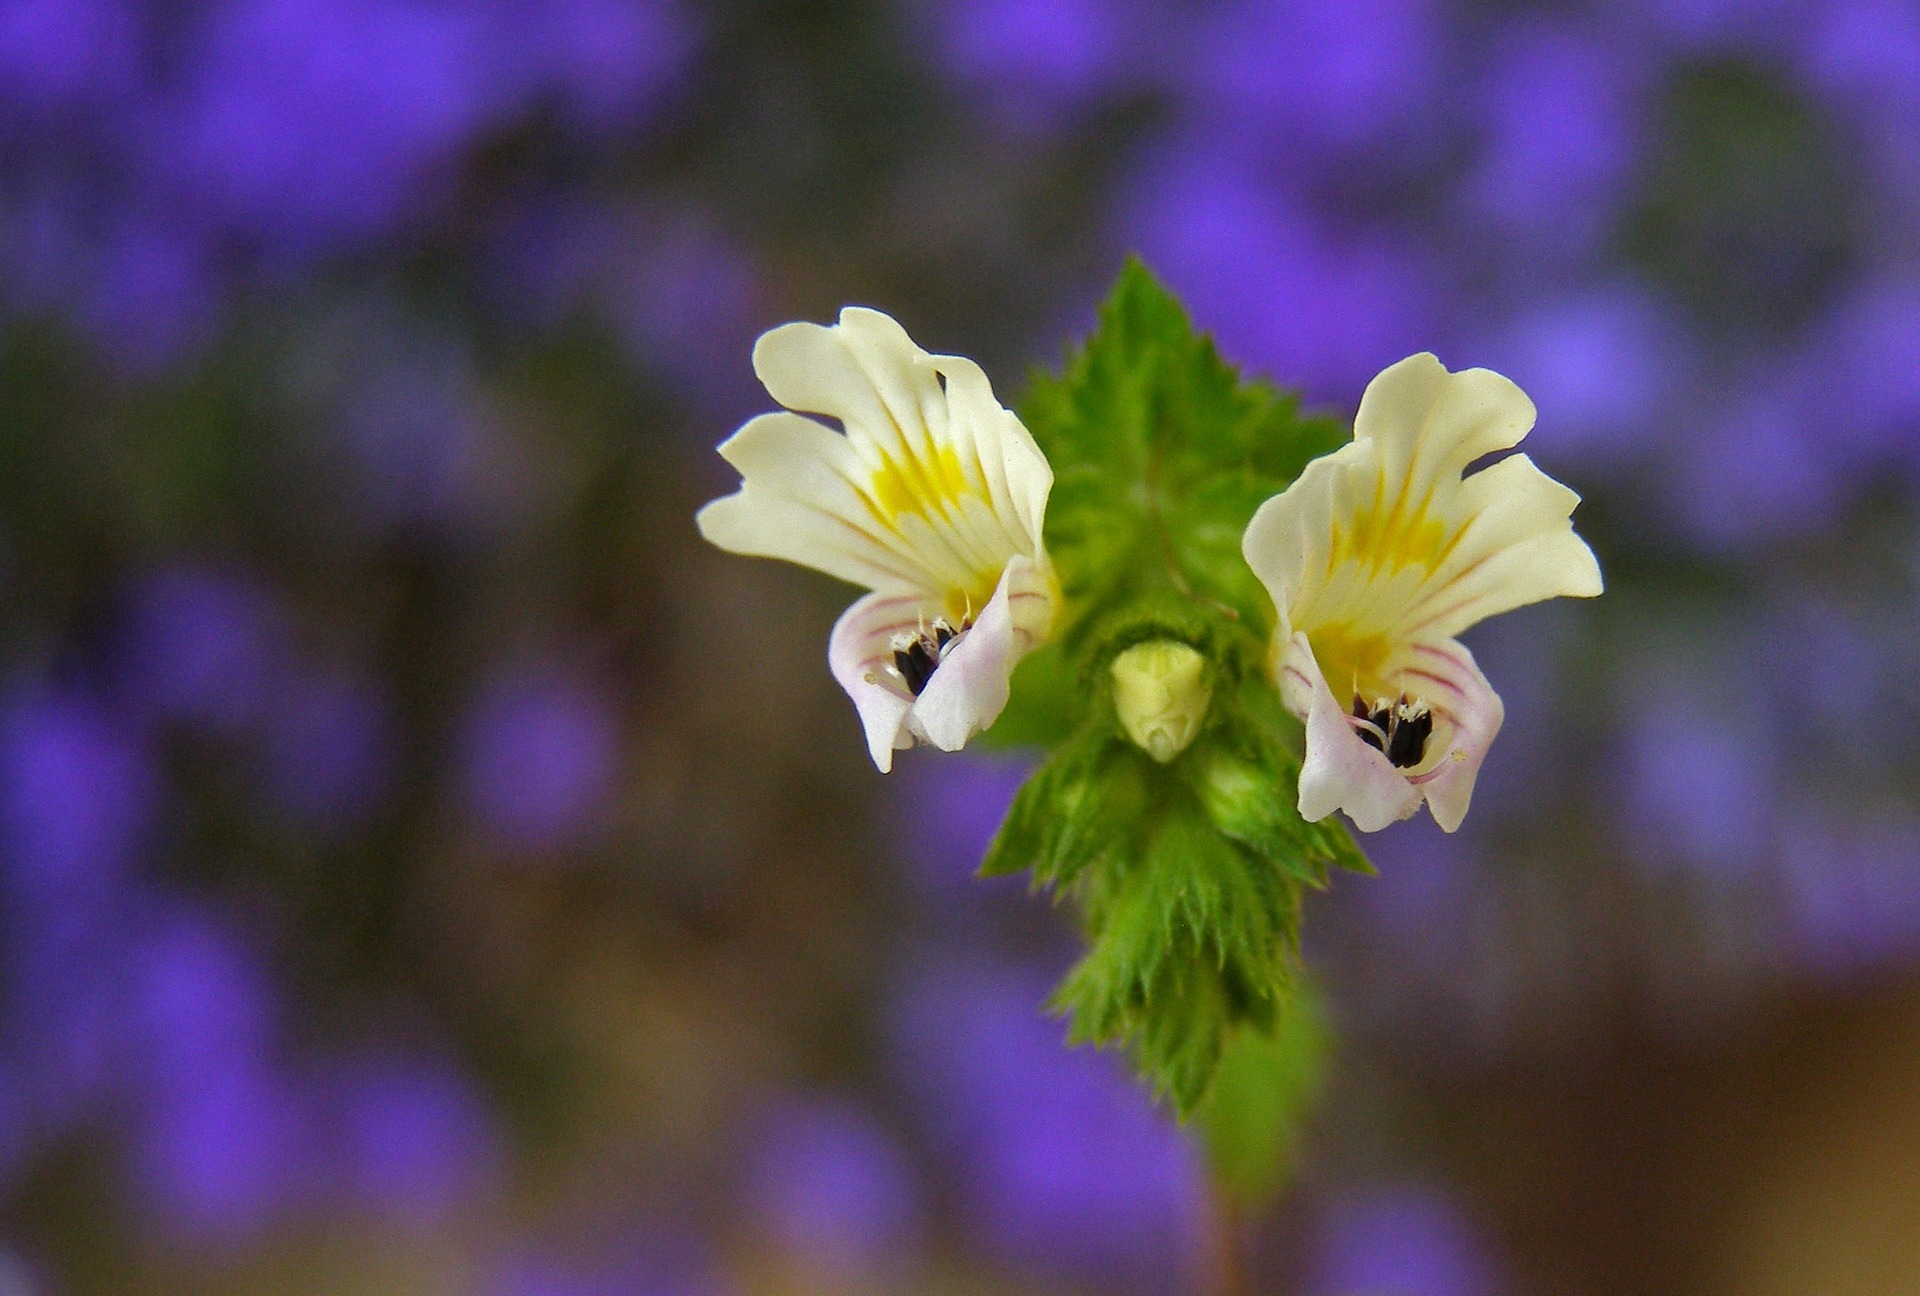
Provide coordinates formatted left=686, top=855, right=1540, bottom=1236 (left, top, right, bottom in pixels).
left=1110, top=640, right=1212, bottom=763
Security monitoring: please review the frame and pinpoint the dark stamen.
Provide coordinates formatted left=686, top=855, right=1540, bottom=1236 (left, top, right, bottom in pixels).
left=894, top=640, right=939, bottom=696
left=1385, top=705, right=1433, bottom=769
left=1353, top=694, right=1387, bottom=753
left=1353, top=692, right=1434, bottom=767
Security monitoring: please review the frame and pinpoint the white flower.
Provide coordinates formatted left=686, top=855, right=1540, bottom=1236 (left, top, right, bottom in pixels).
left=1241, top=353, right=1602, bottom=832
left=696, top=307, right=1057, bottom=771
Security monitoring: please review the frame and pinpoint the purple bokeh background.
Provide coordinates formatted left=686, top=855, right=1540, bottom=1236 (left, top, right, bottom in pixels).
left=3, top=0, right=1919, bottom=1292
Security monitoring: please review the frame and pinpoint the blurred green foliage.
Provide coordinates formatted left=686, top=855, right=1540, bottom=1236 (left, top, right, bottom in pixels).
left=1193, top=981, right=1332, bottom=1208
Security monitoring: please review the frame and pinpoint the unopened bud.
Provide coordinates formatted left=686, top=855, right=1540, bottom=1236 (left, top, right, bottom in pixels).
left=1111, top=640, right=1212, bottom=763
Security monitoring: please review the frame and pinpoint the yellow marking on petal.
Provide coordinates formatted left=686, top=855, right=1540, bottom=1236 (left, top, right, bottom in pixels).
left=1308, top=623, right=1394, bottom=701
left=940, top=584, right=979, bottom=625
left=868, top=443, right=976, bottom=526
left=856, top=443, right=1005, bottom=604
left=1328, top=464, right=1459, bottom=580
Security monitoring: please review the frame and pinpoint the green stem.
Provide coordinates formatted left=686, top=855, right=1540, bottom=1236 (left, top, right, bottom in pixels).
left=1202, top=1180, right=1252, bottom=1296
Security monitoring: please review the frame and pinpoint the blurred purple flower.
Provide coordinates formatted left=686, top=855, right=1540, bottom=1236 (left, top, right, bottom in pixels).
left=1778, top=814, right=1920, bottom=979
left=0, top=187, right=88, bottom=316
left=0, top=1059, right=32, bottom=1191
left=0, top=690, right=154, bottom=1128
left=335, top=343, right=509, bottom=535
left=895, top=753, right=1031, bottom=907
left=487, top=1262, right=623, bottom=1296
left=1314, top=813, right=1522, bottom=1062
left=1611, top=0, right=1808, bottom=57
left=460, top=665, right=620, bottom=850
left=119, top=562, right=285, bottom=730
left=1666, top=375, right=1843, bottom=551
left=485, top=1238, right=720, bottom=1296
left=0, top=687, right=156, bottom=897
left=76, top=214, right=224, bottom=374
left=920, top=0, right=1141, bottom=133
left=610, top=210, right=763, bottom=416
left=1801, top=1, right=1920, bottom=202
left=487, top=1262, right=606, bottom=1296
left=0, top=1246, right=60, bottom=1296
left=889, top=956, right=1201, bottom=1287
left=1480, top=282, right=1683, bottom=470
left=1346, top=818, right=1480, bottom=950
left=160, top=0, right=506, bottom=254
left=1457, top=22, right=1647, bottom=256
left=261, top=671, right=397, bottom=827
left=1756, top=597, right=1890, bottom=748
left=7, top=960, right=121, bottom=1136
left=1803, top=271, right=1920, bottom=479
left=1312, top=1183, right=1502, bottom=1296
left=505, top=0, right=700, bottom=130
left=1798, top=0, right=1920, bottom=118
left=126, top=908, right=278, bottom=1091
left=1619, top=683, right=1781, bottom=877
left=122, top=908, right=317, bottom=1239
left=743, top=1096, right=922, bottom=1269
left=0, top=0, right=140, bottom=115
left=1454, top=606, right=1580, bottom=821
left=129, top=1055, right=318, bottom=1240
left=1175, top=0, right=1447, bottom=160
left=1121, top=144, right=1445, bottom=403
left=483, top=196, right=624, bottom=333
left=323, top=1052, right=500, bottom=1221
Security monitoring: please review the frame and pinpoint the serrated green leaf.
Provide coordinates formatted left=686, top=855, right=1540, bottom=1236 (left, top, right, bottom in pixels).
left=1019, top=257, right=1347, bottom=639
left=979, top=724, right=1144, bottom=890
left=1188, top=679, right=1371, bottom=886
left=1049, top=799, right=1307, bottom=1115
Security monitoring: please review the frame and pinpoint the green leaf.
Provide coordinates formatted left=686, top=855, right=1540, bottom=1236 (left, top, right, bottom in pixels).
left=979, top=723, right=1142, bottom=891
left=1188, top=677, right=1374, bottom=887
left=1193, top=984, right=1333, bottom=1208
left=1049, top=796, right=1305, bottom=1113
left=1019, top=256, right=1346, bottom=641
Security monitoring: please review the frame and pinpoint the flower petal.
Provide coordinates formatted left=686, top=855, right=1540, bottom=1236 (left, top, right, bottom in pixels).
left=929, top=351, right=1053, bottom=549
left=1284, top=632, right=1425, bottom=832
left=1242, top=448, right=1345, bottom=629
left=752, top=312, right=923, bottom=449
left=827, top=590, right=930, bottom=773
left=743, top=308, right=1050, bottom=603
left=1355, top=351, right=1539, bottom=487
left=705, top=307, right=1059, bottom=774
left=912, top=554, right=1053, bottom=752
left=1244, top=354, right=1600, bottom=694
left=1399, top=453, right=1603, bottom=641
left=1400, top=639, right=1505, bottom=833
left=696, top=411, right=941, bottom=593
left=824, top=557, right=1056, bottom=772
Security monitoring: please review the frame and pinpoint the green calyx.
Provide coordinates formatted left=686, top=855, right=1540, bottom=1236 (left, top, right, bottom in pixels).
left=977, top=260, right=1370, bottom=1115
